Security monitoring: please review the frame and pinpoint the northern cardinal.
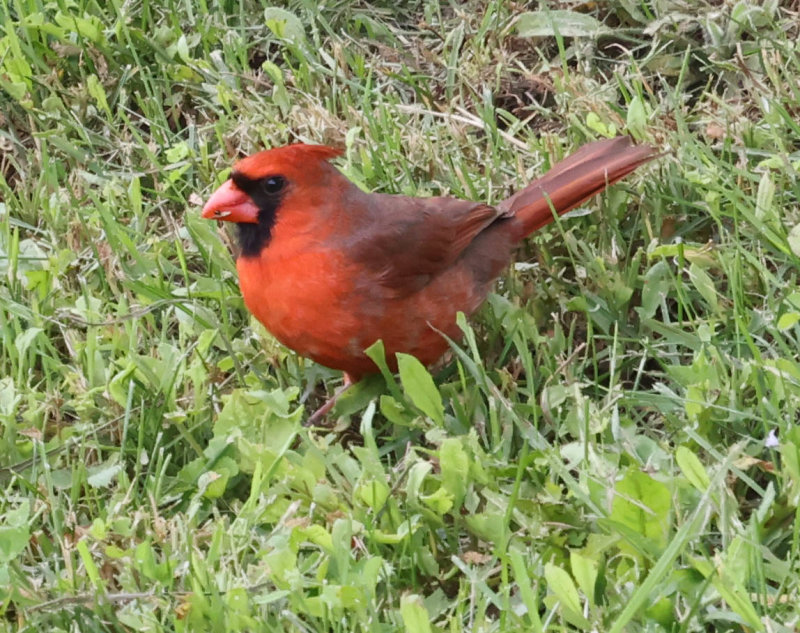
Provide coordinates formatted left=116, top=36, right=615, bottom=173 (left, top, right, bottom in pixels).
left=203, top=136, right=654, bottom=400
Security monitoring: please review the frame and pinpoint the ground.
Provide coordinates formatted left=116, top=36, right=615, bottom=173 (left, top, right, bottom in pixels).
left=1, top=1, right=800, bottom=631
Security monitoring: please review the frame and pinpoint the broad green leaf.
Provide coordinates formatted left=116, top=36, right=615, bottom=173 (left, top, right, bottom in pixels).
left=755, top=171, right=775, bottom=220
left=264, top=8, right=306, bottom=43
left=675, top=446, right=710, bottom=491
left=420, top=486, right=453, bottom=515
left=365, top=340, right=403, bottom=401
left=165, top=141, right=190, bottom=164
left=0, top=376, right=19, bottom=417
left=646, top=598, right=675, bottom=629
left=379, top=395, right=410, bottom=424
left=107, top=362, right=136, bottom=408
left=685, top=384, right=707, bottom=421
left=0, top=78, right=29, bottom=101
left=439, top=438, right=468, bottom=509
left=86, top=74, right=110, bottom=116
left=400, top=594, right=432, bottom=633
left=688, top=262, right=719, bottom=313
left=788, top=223, right=800, bottom=258
left=570, top=551, right=598, bottom=606
left=544, top=562, right=581, bottom=614
left=89, top=519, right=107, bottom=540
left=397, top=353, right=444, bottom=424
left=516, top=10, right=609, bottom=37
left=781, top=426, right=800, bottom=504
left=14, top=327, right=43, bottom=358
left=128, top=176, right=142, bottom=215
left=638, top=260, right=672, bottom=320
left=626, top=95, right=648, bottom=139
left=198, top=464, right=231, bottom=499
left=586, top=112, right=616, bottom=137
left=134, top=540, right=158, bottom=580
left=465, top=512, right=507, bottom=543
left=777, top=311, right=800, bottom=330
left=357, top=478, right=390, bottom=510
left=87, top=455, right=122, bottom=488
left=0, top=501, right=30, bottom=564
left=406, top=461, right=433, bottom=507
left=264, top=547, right=297, bottom=586
left=298, top=525, right=334, bottom=553
left=611, top=468, right=670, bottom=551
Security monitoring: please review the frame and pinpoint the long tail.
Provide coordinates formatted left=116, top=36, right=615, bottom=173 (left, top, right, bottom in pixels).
left=500, top=136, right=656, bottom=239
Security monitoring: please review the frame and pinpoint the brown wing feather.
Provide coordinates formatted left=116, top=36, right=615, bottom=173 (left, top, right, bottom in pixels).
left=347, top=137, right=655, bottom=299
left=348, top=193, right=505, bottom=298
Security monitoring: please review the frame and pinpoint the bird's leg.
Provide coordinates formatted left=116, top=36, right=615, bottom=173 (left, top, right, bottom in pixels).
left=304, top=373, right=355, bottom=427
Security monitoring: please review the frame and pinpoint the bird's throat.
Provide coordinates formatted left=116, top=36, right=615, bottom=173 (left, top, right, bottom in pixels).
left=231, top=172, right=286, bottom=257
left=237, top=221, right=274, bottom=258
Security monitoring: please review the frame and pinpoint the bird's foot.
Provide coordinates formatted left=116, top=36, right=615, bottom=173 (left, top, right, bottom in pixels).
left=303, top=375, right=355, bottom=427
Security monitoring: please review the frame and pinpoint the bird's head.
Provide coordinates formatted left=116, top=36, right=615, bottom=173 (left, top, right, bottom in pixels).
left=202, top=143, right=344, bottom=255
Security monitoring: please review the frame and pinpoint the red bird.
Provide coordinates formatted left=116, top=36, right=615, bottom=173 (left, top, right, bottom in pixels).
left=203, top=137, right=654, bottom=403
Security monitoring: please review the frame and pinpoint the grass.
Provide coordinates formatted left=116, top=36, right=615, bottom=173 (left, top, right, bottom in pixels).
left=2, top=0, right=800, bottom=630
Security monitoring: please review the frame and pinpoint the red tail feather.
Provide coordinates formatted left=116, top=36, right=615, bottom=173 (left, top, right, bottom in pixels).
left=501, top=137, right=656, bottom=239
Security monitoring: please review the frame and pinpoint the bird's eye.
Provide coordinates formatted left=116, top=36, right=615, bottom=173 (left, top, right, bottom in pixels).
left=263, top=176, right=286, bottom=195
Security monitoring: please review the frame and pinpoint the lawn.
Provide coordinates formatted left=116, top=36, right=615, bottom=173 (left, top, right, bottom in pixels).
left=2, top=0, right=800, bottom=631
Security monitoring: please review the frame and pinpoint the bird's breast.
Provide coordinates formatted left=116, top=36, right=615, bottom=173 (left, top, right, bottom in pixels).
left=236, top=243, right=365, bottom=366
left=235, top=238, right=495, bottom=377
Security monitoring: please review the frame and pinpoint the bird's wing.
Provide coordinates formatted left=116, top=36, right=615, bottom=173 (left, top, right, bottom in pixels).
left=347, top=194, right=509, bottom=298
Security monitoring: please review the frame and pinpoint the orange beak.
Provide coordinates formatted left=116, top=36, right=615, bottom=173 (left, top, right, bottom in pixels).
left=202, top=180, right=260, bottom=223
